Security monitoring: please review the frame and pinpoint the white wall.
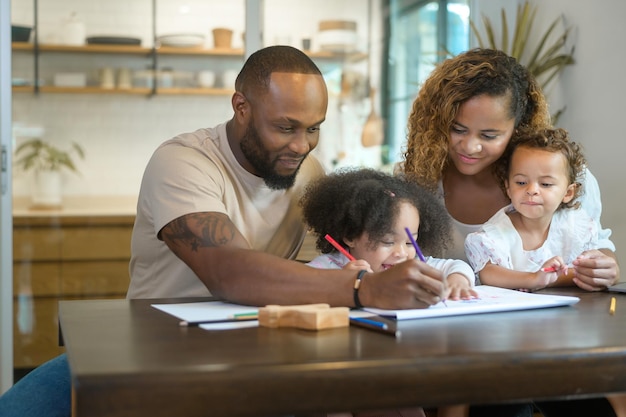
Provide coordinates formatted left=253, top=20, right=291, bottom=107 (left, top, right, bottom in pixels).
left=475, top=0, right=626, bottom=265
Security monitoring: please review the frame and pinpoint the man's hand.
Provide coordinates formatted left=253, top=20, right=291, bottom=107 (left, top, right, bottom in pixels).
left=358, top=259, right=447, bottom=310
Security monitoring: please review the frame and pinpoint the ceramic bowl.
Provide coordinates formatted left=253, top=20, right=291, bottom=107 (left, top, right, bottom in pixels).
left=12, top=25, right=32, bottom=42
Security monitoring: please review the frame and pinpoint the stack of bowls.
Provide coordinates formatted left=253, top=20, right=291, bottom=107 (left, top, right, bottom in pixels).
left=317, top=20, right=357, bottom=53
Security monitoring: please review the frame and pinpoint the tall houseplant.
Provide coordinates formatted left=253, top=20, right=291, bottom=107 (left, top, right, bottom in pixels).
left=470, top=1, right=575, bottom=123
left=14, top=139, right=85, bottom=207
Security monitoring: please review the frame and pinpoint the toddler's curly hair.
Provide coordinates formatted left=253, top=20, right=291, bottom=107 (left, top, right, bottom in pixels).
left=299, top=168, right=452, bottom=257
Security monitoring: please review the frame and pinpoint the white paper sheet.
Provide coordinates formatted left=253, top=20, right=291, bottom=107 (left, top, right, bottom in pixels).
left=364, top=285, right=580, bottom=320
left=152, top=301, right=258, bottom=324
left=152, top=301, right=377, bottom=331
left=198, top=321, right=259, bottom=331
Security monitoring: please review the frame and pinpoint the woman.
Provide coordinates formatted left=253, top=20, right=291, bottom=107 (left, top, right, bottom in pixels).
left=401, top=48, right=619, bottom=292
left=400, top=48, right=620, bottom=417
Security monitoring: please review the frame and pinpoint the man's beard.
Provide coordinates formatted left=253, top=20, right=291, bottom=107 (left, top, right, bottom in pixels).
left=240, top=120, right=307, bottom=190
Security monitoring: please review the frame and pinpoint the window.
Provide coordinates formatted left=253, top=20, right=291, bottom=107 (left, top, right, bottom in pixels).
left=383, top=0, right=469, bottom=165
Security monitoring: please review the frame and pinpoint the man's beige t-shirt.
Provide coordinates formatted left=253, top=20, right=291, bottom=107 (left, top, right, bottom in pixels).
left=127, top=122, right=325, bottom=299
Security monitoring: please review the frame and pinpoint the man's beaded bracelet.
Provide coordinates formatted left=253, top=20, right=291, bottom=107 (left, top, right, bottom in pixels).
left=353, top=270, right=367, bottom=309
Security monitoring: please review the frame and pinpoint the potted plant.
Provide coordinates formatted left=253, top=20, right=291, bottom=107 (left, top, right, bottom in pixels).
left=14, top=139, right=85, bottom=208
left=470, top=1, right=575, bottom=123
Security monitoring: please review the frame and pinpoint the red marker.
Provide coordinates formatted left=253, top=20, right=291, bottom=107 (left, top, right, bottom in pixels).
left=325, top=234, right=356, bottom=261
left=541, top=264, right=573, bottom=272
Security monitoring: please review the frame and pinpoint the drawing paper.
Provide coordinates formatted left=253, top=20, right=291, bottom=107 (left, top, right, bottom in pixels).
left=364, top=285, right=579, bottom=320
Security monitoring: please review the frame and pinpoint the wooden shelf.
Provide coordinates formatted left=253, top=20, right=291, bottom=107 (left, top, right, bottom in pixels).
left=11, top=42, right=148, bottom=54
left=12, top=86, right=34, bottom=93
left=11, top=42, right=245, bottom=57
left=40, top=43, right=150, bottom=54
left=11, top=42, right=366, bottom=97
left=12, top=85, right=233, bottom=96
left=12, top=42, right=365, bottom=60
left=307, top=50, right=368, bottom=62
left=156, top=46, right=244, bottom=56
left=10, top=42, right=33, bottom=51
left=41, top=86, right=153, bottom=94
left=155, top=87, right=234, bottom=95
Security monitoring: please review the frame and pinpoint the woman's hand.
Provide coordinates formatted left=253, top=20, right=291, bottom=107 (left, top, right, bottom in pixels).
left=572, top=249, right=620, bottom=291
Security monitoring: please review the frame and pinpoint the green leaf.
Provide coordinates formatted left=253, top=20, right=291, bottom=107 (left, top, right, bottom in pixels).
left=500, top=8, right=509, bottom=54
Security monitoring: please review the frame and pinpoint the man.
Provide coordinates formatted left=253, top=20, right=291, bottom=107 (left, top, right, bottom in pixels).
left=0, top=46, right=447, bottom=417
left=127, top=45, right=449, bottom=309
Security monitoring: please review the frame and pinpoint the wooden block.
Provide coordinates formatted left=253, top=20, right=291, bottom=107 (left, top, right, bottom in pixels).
left=258, top=303, right=349, bottom=330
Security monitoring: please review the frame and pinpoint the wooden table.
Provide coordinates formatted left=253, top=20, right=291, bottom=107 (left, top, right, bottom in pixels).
left=59, top=289, right=626, bottom=417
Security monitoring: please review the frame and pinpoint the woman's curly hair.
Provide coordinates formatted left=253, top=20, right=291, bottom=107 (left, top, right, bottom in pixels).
left=299, top=168, right=453, bottom=257
left=400, top=48, right=551, bottom=191
left=496, top=127, right=586, bottom=210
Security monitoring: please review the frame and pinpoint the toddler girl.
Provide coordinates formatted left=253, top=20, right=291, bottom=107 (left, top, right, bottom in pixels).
left=300, top=167, right=476, bottom=417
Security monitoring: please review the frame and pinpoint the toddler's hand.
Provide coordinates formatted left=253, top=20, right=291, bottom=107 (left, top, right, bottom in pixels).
left=540, top=256, right=568, bottom=274
left=343, top=260, right=372, bottom=272
left=445, top=273, right=478, bottom=300
left=534, top=269, right=560, bottom=289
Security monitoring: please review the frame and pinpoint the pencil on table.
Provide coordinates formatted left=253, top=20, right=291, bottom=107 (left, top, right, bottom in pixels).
left=231, top=312, right=259, bottom=319
left=349, top=317, right=401, bottom=338
left=610, top=297, right=616, bottom=315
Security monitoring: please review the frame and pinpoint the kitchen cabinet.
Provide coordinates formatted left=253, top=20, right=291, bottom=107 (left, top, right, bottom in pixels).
left=12, top=197, right=136, bottom=369
left=10, top=195, right=317, bottom=369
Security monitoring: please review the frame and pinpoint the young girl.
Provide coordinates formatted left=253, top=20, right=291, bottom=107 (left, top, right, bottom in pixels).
left=300, top=167, right=475, bottom=417
left=464, top=127, right=626, bottom=416
left=300, top=167, right=476, bottom=299
left=464, top=127, right=596, bottom=289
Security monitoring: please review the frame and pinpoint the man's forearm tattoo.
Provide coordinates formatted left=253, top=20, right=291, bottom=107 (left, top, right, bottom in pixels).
left=165, top=214, right=236, bottom=252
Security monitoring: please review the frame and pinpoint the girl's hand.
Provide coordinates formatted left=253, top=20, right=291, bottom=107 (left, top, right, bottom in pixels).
left=343, top=260, right=372, bottom=272
left=533, top=269, right=559, bottom=290
left=531, top=257, right=565, bottom=290
left=445, top=273, right=478, bottom=300
left=572, top=250, right=620, bottom=291
left=540, top=256, right=568, bottom=275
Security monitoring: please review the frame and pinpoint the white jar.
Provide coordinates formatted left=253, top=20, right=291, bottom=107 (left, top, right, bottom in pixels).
left=99, top=67, right=115, bottom=89
left=117, top=68, right=132, bottom=90
left=159, top=68, right=174, bottom=88
left=60, top=13, right=85, bottom=46
left=198, top=71, right=216, bottom=88
left=221, top=69, right=238, bottom=88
